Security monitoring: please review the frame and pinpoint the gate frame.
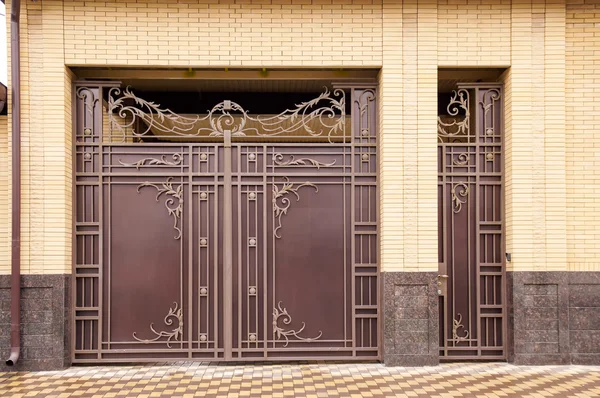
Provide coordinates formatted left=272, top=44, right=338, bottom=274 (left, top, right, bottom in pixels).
left=437, top=82, right=507, bottom=360
left=70, top=78, right=382, bottom=363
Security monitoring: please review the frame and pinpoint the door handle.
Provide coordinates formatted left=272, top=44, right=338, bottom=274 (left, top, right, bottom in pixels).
left=437, top=274, right=448, bottom=296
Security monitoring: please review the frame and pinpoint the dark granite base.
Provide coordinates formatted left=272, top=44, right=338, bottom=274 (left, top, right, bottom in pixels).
left=382, top=272, right=439, bottom=366
left=509, top=271, right=600, bottom=365
left=0, top=274, right=71, bottom=371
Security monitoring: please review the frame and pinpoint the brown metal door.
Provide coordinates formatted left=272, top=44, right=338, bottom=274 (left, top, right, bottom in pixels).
left=437, top=83, right=506, bottom=360
left=72, top=83, right=379, bottom=362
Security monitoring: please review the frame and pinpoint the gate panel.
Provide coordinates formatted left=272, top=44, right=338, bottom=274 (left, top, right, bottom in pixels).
left=438, top=84, right=505, bottom=359
left=73, top=83, right=379, bottom=362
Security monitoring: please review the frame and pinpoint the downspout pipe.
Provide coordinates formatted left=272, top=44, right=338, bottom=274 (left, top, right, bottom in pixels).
left=6, top=0, right=22, bottom=367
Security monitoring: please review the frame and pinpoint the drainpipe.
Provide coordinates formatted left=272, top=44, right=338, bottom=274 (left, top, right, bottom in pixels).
left=6, top=0, right=22, bottom=367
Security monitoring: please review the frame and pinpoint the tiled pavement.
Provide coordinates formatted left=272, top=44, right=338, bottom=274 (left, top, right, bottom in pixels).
left=0, top=362, right=599, bottom=398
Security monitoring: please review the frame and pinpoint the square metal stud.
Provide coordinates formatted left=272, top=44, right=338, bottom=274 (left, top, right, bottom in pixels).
left=199, top=287, right=208, bottom=296
left=248, top=286, right=257, bottom=296
left=83, top=127, right=92, bottom=136
left=248, top=238, right=257, bottom=247
left=200, top=238, right=208, bottom=247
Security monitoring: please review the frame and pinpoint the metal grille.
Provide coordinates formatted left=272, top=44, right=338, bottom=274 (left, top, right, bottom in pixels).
left=72, top=82, right=379, bottom=362
left=437, top=83, right=506, bottom=360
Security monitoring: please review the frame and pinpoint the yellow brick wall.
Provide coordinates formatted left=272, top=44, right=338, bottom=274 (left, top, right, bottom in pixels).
left=566, top=0, right=600, bottom=271
left=63, top=0, right=384, bottom=67
left=438, top=0, right=512, bottom=66
left=0, top=0, right=597, bottom=274
left=0, top=0, right=72, bottom=274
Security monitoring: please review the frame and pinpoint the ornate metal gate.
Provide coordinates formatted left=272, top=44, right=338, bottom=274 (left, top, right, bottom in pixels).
left=437, top=83, right=506, bottom=359
left=72, top=82, right=379, bottom=362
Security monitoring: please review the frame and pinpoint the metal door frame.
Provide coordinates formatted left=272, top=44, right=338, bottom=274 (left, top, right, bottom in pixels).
left=437, top=82, right=506, bottom=360
left=71, top=80, right=380, bottom=363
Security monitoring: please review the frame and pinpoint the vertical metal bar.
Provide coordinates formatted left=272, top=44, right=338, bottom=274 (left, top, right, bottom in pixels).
left=71, top=84, right=78, bottom=361
left=238, top=148, right=243, bottom=355
left=263, top=144, right=268, bottom=358
left=474, top=87, right=482, bottom=356
left=188, top=145, right=193, bottom=358
left=441, top=144, right=448, bottom=356
left=350, top=88, right=356, bottom=357
left=223, top=130, right=233, bottom=360
left=213, top=145, right=219, bottom=358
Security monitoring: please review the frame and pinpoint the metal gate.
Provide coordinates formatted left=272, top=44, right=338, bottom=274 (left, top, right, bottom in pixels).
left=72, top=82, right=379, bottom=362
left=437, top=83, right=506, bottom=359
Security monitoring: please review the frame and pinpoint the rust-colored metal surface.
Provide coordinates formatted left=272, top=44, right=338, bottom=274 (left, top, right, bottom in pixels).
left=437, top=83, right=506, bottom=360
left=73, top=83, right=379, bottom=362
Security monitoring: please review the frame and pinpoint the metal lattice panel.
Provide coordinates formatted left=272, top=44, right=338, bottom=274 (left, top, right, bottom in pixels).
left=437, top=83, right=506, bottom=360
left=73, top=83, right=379, bottom=362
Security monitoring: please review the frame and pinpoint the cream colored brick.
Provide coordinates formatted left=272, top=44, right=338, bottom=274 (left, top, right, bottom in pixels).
left=0, top=0, right=598, bottom=276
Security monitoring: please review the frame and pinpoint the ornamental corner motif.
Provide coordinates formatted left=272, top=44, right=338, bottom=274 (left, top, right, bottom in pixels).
left=273, top=301, right=323, bottom=347
left=272, top=177, right=318, bottom=239
left=136, top=177, right=183, bottom=240
left=133, top=302, right=183, bottom=348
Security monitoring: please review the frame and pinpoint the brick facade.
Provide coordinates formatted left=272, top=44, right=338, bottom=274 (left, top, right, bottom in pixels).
left=0, top=0, right=599, bottom=368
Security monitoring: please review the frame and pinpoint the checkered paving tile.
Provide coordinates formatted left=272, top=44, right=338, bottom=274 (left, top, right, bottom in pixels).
left=1, top=362, right=599, bottom=397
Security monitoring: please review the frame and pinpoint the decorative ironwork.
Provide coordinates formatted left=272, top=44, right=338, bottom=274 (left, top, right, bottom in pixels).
left=273, top=302, right=323, bottom=347
left=137, top=177, right=183, bottom=239
left=437, top=89, right=470, bottom=142
left=480, top=89, right=501, bottom=136
left=272, top=153, right=336, bottom=169
left=119, top=153, right=183, bottom=169
left=272, top=177, right=318, bottom=239
left=451, top=182, right=469, bottom=214
left=453, top=153, right=469, bottom=166
left=355, top=89, right=376, bottom=137
left=133, top=302, right=183, bottom=348
left=452, top=313, right=470, bottom=342
left=73, top=83, right=380, bottom=363
left=108, top=86, right=345, bottom=142
left=438, top=84, right=505, bottom=360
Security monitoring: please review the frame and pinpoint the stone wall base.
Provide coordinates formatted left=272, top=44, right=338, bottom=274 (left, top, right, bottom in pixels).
left=0, top=274, right=71, bottom=371
left=382, top=272, right=439, bottom=366
left=508, top=271, right=600, bottom=365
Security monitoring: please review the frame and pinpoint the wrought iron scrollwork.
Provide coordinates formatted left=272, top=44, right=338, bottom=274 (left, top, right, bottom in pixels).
left=272, top=177, right=318, bottom=239
left=108, top=86, right=345, bottom=142
left=273, top=301, right=323, bottom=347
left=452, top=313, right=470, bottom=342
left=438, top=89, right=470, bottom=142
left=451, top=182, right=469, bottom=214
left=133, top=302, right=183, bottom=348
left=480, top=89, right=501, bottom=136
left=453, top=153, right=469, bottom=166
left=137, top=177, right=183, bottom=239
left=119, top=153, right=183, bottom=169
left=355, top=89, right=376, bottom=137
left=272, top=153, right=336, bottom=169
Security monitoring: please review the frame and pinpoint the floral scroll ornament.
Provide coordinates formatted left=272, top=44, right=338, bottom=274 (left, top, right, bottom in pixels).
left=273, top=302, right=323, bottom=347
left=136, top=177, right=183, bottom=239
left=133, top=302, right=183, bottom=348
left=438, top=89, right=470, bottom=142
left=272, top=153, right=336, bottom=169
left=451, top=182, right=469, bottom=214
left=452, top=313, right=470, bottom=343
left=108, top=86, right=345, bottom=143
left=272, top=177, right=318, bottom=239
left=118, top=153, right=183, bottom=169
